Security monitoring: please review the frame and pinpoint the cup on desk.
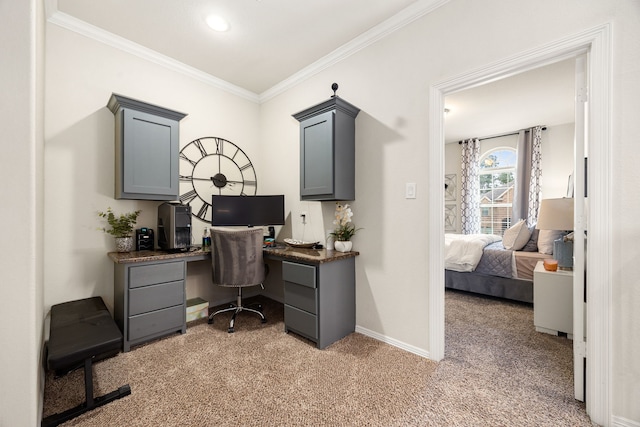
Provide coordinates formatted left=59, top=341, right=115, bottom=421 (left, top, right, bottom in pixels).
left=263, top=238, right=275, bottom=247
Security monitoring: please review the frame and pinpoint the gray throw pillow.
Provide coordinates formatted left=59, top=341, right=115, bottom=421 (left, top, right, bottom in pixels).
left=521, top=228, right=539, bottom=252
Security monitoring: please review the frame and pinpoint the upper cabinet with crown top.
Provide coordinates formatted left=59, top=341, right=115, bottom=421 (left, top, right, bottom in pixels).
left=293, top=95, right=360, bottom=201
left=107, top=94, right=188, bottom=201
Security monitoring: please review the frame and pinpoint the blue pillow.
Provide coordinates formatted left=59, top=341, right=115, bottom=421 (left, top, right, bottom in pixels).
left=521, top=228, right=539, bottom=252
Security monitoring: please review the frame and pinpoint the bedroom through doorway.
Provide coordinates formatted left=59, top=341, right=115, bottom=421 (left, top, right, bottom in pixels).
left=430, top=25, right=612, bottom=425
left=442, top=57, right=580, bottom=403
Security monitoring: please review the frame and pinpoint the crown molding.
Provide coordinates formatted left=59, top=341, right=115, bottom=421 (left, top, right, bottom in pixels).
left=259, top=0, right=450, bottom=102
left=45, top=0, right=448, bottom=104
left=45, top=0, right=260, bottom=103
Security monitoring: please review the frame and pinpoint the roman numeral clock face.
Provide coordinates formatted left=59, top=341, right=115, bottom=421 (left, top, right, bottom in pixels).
left=179, top=137, right=257, bottom=222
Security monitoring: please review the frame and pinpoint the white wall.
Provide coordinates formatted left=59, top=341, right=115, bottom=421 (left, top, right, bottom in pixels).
left=44, top=25, right=262, bottom=311
left=259, top=0, right=638, bottom=423
left=610, top=0, right=640, bottom=421
left=20, top=0, right=638, bottom=425
left=0, top=0, right=45, bottom=425
left=541, top=123, right=575, bottom=198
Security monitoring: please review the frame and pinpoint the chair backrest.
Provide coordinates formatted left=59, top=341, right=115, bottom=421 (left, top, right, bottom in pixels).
left=211, top=228, right=265, bottom=287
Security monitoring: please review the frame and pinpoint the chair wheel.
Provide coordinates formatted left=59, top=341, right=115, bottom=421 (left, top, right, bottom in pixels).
left=261, top=318, right=267, bottom=324
left=228, top=327, right=234, bottom=333
left=208, top=318, right=213, bottom=324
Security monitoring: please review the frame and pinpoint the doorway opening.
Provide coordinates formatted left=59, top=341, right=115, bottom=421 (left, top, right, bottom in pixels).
left=427, top=24, right=612, bottom=425
left=442, top=56, right=578, bottom=406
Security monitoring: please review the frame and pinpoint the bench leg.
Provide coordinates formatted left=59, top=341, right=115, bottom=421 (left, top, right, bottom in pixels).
left=42, top=358, right=131, bottom=427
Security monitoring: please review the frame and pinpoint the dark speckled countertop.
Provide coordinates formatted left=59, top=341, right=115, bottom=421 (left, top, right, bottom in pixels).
left=108, top=244, right=359, bottom=265
left=263, top=245, right=359, bottom=264
left=108, top=248, right=210, bottom=264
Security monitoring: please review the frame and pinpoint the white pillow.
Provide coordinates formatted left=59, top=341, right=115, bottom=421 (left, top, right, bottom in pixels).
left=502, top=219, right=531, bottom=250
left=537, top=229, right=565, bottom=254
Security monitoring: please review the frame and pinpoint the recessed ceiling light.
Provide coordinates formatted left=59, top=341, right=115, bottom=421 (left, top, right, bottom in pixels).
left=206, top=14, right=230, bottom=32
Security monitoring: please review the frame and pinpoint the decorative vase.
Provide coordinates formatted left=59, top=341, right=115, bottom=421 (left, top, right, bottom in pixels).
left=326, top=232, right=335, bottom=251
left=115, top=236, right=134, bottom=253
left=334, top=240, right=352, bottom=253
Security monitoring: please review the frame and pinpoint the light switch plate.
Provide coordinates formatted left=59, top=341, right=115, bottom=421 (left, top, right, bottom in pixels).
left=405, top=182, right=417, bottom=199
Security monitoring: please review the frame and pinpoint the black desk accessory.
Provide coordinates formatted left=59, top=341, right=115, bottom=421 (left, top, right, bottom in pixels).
left=136, top=227, right=154, bottom=251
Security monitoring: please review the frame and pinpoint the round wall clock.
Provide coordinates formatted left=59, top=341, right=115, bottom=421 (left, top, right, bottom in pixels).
left=179, top=137, right=257, bottom=223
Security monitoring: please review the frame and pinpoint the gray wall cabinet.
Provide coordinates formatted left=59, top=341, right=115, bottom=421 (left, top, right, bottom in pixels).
left=293, top=97, right=360, bottom=201
left=113, top=259, right=187, bottom=351
left=282, top=257, right=355, bottom=349
left=107, top=94, right=187, bottom=200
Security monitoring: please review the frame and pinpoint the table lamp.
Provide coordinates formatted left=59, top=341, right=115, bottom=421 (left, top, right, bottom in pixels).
left=536, top=198, right=574, bottom=270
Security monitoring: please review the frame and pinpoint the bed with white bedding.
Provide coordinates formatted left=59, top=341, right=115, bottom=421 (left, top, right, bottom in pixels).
left=444, top=231, right=548, bottom=303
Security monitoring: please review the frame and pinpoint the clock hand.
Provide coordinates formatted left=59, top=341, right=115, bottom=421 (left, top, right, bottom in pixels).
left=211, top=181, right=235, bottom=187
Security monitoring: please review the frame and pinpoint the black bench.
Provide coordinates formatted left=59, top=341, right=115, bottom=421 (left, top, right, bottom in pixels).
left=42, top=297, right=131, bottom=427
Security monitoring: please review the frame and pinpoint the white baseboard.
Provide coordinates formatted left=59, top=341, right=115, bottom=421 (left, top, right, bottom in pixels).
left=355, top=325, right=430, bottom=359
left=613, top=415, right=640, bottom=427
left=255, top=296, right=430, bottom=360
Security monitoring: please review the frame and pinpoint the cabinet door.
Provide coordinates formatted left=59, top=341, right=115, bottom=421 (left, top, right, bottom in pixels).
left=120, top=108, right=179, bottom=199
left=300, top=111, right=334, bottom=198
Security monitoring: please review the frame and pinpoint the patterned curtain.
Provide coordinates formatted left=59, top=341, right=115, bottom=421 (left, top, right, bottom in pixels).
left=460, top=138, right=481, bottom=234
left=527, top=126, right=543, bottom=225
left=513, top=126, right=543, bottom=226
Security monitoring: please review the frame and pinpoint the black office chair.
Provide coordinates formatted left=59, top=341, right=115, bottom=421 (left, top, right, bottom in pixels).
left=208, top=228, right=267, bottom=333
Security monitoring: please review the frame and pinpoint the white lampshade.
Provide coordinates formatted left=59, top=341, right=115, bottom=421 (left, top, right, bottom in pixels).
left=536, top=198, right=574, bottom=230
left=536, top=198, right=575, bottom=270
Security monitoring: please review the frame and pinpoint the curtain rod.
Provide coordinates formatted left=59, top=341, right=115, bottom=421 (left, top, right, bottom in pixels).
left=458, top=126, right=547, bottom=144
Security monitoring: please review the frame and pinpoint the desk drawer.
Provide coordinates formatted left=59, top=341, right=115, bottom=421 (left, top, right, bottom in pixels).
left=283, top=261, right=316, bottom=289
left=128, top=305, right=184, bottom=341
left=129, top=261, right=184, bottom=289
left=129, top=280, right=184, bottom=316
left=284, top=304, right=317, bottom=340
left=284, top=281, right=317, bottom=314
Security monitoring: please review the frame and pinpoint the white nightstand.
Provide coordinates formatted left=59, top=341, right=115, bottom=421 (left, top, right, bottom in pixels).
left=533, top=261, right=573, bottom=338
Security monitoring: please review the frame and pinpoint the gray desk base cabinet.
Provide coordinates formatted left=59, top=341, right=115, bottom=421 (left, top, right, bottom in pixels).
left=114, top=259, right=187, bottom=352
left=283, top=258, right=355, bottom=349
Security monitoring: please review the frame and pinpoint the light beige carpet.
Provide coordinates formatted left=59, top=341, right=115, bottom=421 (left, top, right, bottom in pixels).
left=43, top=291, right=595, bottom=426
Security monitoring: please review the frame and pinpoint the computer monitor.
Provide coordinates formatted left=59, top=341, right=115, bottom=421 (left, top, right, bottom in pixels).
left=211, top=195, right=285, bottom=227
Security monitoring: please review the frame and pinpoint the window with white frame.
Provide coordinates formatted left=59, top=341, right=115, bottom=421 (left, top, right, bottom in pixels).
left=479, top=148, right=516, bottom=235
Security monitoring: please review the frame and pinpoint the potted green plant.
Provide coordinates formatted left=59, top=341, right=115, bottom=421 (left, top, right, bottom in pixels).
left=329, top=203, right=362, bottom=252
left=98, top=208, right=141, bottom=252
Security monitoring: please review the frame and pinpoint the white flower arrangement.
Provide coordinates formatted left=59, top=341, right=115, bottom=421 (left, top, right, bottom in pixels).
left=329, top=203, right=361, bottom=241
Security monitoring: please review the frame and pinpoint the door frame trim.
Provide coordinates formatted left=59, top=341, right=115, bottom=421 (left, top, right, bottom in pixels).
left=428, top=24, right=612, bottom=425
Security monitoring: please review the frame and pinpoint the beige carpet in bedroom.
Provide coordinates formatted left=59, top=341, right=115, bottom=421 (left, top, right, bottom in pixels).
left=42, top=291, right=595, bottom=426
